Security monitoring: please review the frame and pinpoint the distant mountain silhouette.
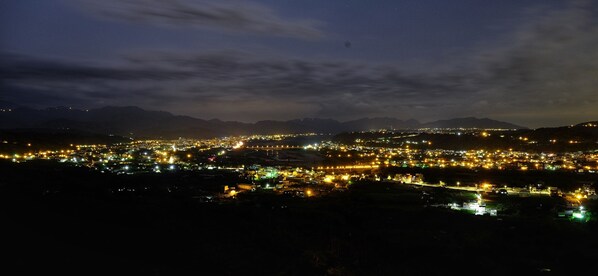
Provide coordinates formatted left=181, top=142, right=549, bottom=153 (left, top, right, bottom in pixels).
left=0, top=106, right=527, bottom=138
left=420, top=117, right=524, bottom=129
left=0, top=100, right=19, bottom=109
left=525, top=121, right=598, bottom=142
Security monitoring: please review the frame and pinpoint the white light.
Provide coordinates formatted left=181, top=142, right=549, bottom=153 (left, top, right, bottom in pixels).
left=232, top=141, right=244, bottom=149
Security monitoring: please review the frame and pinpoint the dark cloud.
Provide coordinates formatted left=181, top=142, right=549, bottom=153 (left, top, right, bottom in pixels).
left=0, top=53, right=193, bottom=81
left=1, top=51, right=466, bottom=121
left=76, top=0, right=324, bottom=39
left=466, top=0, right=598, bottom=126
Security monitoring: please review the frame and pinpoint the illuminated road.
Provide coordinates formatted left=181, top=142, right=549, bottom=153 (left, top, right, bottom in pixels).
left=391, top=181, right=481, bottom=192
left=390, top=180, right=552, bottom=196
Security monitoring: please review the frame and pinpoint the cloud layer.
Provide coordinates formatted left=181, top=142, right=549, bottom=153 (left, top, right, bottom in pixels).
left=76, top=0, right=323, bottom=39
left=1, top=50, right=467, bottom=120
left=2, top=1, right=598, bottom=127
left=468, top=1, right=598, bottom=125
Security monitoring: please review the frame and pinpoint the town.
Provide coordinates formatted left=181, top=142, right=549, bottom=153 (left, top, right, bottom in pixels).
left=3, top=129, right=596, bottom=222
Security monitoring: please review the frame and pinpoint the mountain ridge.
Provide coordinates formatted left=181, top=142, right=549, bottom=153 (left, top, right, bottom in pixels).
left=0, top=106, right=527, bottom=138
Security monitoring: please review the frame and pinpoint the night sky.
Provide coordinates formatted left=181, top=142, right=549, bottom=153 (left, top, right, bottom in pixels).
left=1, top=0, right=597, bottom=127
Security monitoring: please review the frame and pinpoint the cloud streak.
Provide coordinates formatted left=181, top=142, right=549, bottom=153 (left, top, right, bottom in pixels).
left=76, top=0, right=324, bottom=39
left=1, top=51, right=467, bottom=121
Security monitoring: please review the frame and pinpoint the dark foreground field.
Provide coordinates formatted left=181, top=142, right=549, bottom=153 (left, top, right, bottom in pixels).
left=1, top=161, right=597, bottom=275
